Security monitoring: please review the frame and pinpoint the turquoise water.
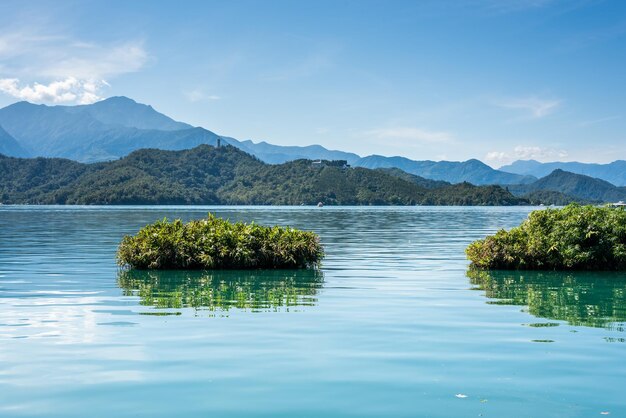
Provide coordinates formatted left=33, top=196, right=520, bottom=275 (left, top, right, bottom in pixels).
left=1, top=206, right=625, bottom=417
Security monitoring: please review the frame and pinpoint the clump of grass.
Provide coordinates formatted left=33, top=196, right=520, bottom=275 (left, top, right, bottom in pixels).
left=117, top=214, right=324, bottom=269
left=466, top=204, right=626, bottom=270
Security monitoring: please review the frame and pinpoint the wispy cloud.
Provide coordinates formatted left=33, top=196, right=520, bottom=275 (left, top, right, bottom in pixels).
left=41, top=41, right=148, bottom=80
left=495, top=96, right=562, bottom=119
left=486, top=145, right=568, bottom=165
left=365, top=127, right=454, bottom=143
left=184, top=89, right=221, bottom=103
left=0, top=32, right=62, bottom=57
left=0, top=29, right=148, bottom=104
left=578, top=115, right=622, bottom=127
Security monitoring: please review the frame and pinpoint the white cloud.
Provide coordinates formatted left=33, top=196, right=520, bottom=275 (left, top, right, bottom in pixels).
left=0, top=77, right=105, bottom=104
left=184, top=89, right=220, bottom=103
left=365, top=127, right=453, bottom=143
left=0, top=29, right=148, bottom=104
left=0, top=32, right=64, bottom=58
left=496, top=96, right=561, bottom=119
left=486, top=145, right=568, bottom=165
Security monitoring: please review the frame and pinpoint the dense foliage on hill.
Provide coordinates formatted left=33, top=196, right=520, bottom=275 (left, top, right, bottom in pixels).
left=377, top=167, right=450, bottom=189
left=520, top=190, right=594, bottom=205
left=117, top=214, right=324, bottom=269
left=507, top=169, right=626, bottom=203
left=0, top=145, right=527, bottom=206
left=466, top=205, right=626, bottom=270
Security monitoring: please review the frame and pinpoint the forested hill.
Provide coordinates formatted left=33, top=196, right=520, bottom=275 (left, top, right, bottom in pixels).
left=506, top=169, right=626, bottom=203
left=0, top=145, right=526, bottom=205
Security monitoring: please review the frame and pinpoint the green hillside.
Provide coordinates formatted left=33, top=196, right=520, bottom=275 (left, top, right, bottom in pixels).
left=0, top=145, right=527, bottom=206
left=507, top=169, right=626, bottom=203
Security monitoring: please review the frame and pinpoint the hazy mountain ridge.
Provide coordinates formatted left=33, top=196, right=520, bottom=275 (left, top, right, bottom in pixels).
left=500, top=159, right=626, bottom=187
left=0, top=98, right=364, bottom=166
left=66, top=96, right=193, bottom=131
left=506, top=169, right=626, bottom=203
left=225, top=138, right=361, bottom=165
left=0, top=124, right=30, bottom=157
left=355, top=155, right=536, bottom=185
left=0, top=99, right=221, bottom=162
left=0, top=97, right=623, bottom=190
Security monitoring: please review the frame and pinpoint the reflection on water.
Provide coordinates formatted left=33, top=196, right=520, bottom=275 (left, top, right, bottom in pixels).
left=468, top=269, right=626, bottom=330
left=117, top=269, right=324, bottom=312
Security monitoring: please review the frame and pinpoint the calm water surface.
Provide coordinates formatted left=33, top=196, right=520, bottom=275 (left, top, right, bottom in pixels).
left=0, top=206, right=624, bottom=417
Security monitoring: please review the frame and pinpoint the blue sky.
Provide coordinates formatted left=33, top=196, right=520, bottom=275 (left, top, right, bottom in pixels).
left=1, top=0, right=625, bottom=166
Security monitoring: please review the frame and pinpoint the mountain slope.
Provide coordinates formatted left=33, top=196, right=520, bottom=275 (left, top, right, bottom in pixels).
left=501, top=159, right=626, bottom=187
left=0, top=124, right=30, bottom=157
left=507, top=169, right=626, bottom=203
left=67, top=96, right=192, bottom=131
left=376, top=167, right=451, bottom=189
left=355, top=155, right=535, bottom=185
left=520, top=190, right=594, bottom=205
left=0, top=99, right=221, bottom=162
left=231, top=139, right=361, bottom=165
left=0, top=145, right=525, bottom=206
left=0, top=97, right=364, bottom=164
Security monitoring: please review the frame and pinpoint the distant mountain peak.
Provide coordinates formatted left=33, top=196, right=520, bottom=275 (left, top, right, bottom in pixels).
left=102, top=96, right=137, bottom=103
left=354, top=154, right=535, bottom=185
left=500, top=159, right=626, bottom=186
left=74, top=96, right=193, bottom=132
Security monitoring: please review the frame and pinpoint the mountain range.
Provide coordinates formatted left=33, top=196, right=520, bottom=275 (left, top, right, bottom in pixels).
left=500, top=159, right=626, bottom=187
left=0, top=97, right=361, bottom=166
left=0, top=96, right=538, bottom=185
left=505, top=169, right=626, bottom=203
left=1, top=96, right=624, bottom=190
left=358, top=155, right=535, bottom=185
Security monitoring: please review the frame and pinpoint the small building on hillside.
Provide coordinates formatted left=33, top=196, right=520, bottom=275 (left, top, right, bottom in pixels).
left=311, top=159, right=350, bottom=169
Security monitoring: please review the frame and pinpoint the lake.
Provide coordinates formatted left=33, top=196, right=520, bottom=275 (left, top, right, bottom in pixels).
left=1, top=206, right=624, bottom=417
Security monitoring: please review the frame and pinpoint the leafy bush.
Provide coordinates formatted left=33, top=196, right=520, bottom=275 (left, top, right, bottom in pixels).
left=466, top=204, right=626, bottom=270
left=117, top=214, right=324, bottom=269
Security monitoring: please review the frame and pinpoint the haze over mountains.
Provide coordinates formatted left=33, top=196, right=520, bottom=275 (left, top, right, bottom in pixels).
left=0, top=124, right=28, bottom=157
left=0, top=96, right=534, bottom=185
left=0, top=97, right=361, bottom=167
left=0, top=96, right=624, bottom=199
left=357, top=155, right=535, bottom=185
left=505, top=169, right=626, bottom=204
left=500, top=160, right=626, bottom=187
